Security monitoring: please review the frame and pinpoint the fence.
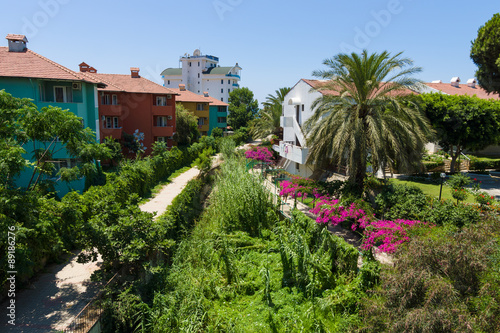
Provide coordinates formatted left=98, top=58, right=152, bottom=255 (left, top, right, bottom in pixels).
left=63, top=272, right=119, bottom=333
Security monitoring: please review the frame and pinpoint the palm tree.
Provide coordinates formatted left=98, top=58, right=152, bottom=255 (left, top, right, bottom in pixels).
left=304, top=50, right=434, bottom=196
left=250, top=87, right=291, bottom=139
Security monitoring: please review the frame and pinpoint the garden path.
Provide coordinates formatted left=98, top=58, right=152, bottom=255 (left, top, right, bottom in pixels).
left=1, top=166, right=203, bottom=332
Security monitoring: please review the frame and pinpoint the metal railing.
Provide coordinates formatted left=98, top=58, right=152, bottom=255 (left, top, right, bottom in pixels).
left=63, top=272, right=118, bottom=333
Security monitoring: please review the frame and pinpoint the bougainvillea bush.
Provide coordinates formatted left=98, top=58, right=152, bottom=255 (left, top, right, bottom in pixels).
left=244, top=146, right=273, bottom=163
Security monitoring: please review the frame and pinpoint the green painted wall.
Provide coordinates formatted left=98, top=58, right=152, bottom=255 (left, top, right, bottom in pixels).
left=0, top=77, right=99, bottom=196
left=208, top=105, right=227, bottom=135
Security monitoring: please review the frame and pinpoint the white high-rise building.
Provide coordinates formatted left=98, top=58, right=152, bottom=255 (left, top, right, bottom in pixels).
left=161, top=49, right=241, bottom=103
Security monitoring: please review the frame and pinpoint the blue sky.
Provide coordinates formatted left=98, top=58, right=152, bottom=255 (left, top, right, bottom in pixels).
left=0, top=0, right=498, bottom=106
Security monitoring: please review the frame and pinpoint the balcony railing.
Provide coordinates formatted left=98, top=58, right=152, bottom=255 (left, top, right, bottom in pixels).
left=152, top=126, right=174, bottom=137
left=152, top=105, right=175, bottom=116
left=100, top=104, right=123, bottom=116
left=278, top=141, right=309, bottom=164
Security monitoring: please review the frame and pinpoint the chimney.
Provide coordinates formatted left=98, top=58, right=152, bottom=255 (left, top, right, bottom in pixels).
left=179, top=84, right=186, bottom=91
left=467, top=78, right=477, bottom=88
left=130, top=67, right=140, bottom=78
left=451, top=77, right=460, bottom=87
left=431, top=80, right=442, bottom=84
left=6, top=34, right=28, bottom=52
left=203, top=91, right=209, bottom=97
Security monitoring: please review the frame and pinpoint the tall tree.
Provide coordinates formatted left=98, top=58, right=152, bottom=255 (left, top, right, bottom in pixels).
left=251, top=87, right=291, bottom=139
left=471, top=13, right=500, bottom=96
left=0, top=90, right=110, bottom=191
left=173, top=103, right=199, bottom=147
left=419, top=93, right=500, bottom=173
left=228, top=87, right=259, bottom=130
left=304, top=50, right=434, bottom=196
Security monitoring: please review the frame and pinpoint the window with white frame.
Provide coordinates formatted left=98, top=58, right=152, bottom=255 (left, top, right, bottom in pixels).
left=156, top=136, right=167, bottom=142
left=101, top=94, right=110, bottom=105
left=156, top=96, right=167, bottom=106
left=54, top=86, right=72, bottom=103
left=156, top=116, right=167, bottom=127
left=105, top=116, right=119, bottom=129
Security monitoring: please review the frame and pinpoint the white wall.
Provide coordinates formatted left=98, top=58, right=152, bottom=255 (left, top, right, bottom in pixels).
left=282, top=80, right=322, bottom=144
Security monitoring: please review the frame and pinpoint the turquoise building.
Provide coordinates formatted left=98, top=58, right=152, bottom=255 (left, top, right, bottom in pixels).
left=205, top=95, right=228, bottom=135
left=0, top=34, right=104, bottom=196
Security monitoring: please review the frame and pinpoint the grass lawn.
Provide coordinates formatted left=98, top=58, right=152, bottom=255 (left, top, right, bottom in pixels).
left=390, top=178, right=476, bottom=204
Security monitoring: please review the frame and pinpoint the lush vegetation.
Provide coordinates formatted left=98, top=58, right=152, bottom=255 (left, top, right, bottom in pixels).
left=173, top=103, right=200, bottom=147
left=471, top=13, right=500, bottom=96
left=418, top=93, right=500, bottom=172
left=99, top=156, right=379, bottom=332
left=304, top=50, right=434, bottom=196
left=250, top=87, right=291, bottom=139
left=228, top=87, right=259, bottom=130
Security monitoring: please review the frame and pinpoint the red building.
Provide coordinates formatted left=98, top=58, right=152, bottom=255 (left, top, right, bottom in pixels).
left=79, top=63, right=178, bottom=154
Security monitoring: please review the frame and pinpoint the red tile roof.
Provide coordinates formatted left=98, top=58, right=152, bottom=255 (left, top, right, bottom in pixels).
left=6, top=34, right=28, bottom=42
left=82, top=72, right=177, bottom=95
left=303, top=79, right=415, bottom=97
left=204, top=95, right=228, bottom=106
left=169, top=88, right=212, bottom=103
left=423, top=83, right=500, bottom=100
left=0, top=47, right=103, bottom=84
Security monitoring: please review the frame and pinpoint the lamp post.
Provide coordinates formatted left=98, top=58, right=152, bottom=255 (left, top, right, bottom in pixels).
left=439, top=172, right=446, bottom=201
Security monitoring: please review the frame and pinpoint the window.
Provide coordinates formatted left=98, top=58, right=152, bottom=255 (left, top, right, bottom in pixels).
left=198, top=118, right=205, bottom=125
left=221, top=79, right=223, bottom=84
left=218, top=106, right=226, bottom=112
left=296, top=162, right=300, bottom=171
left=189, top=62, right=192, bottom=67
left=156, top=116, right=167, bottom=127
left=302, top=104, right=304, bottom=111
left=198, top=73, right=200, bottom=78
left=167, top=80, right=170, bottom=85
left=196, top=103, right=204, bottom=111
left=198, top=61, right=200, bottom=67
left=228, top=80, right=230, bottom=84
left=112, top=95, right=118, bottom=105
left=105, top=116, right=119, bottom=129
left=217, top=117, right=226, bottom=123
left=221, top=97, right=223, bottom=102
left=101, top=94, right=110, bottom=105
left=156, top=96, right=167, bottom=106
left=156, top=136, right=167, bottom=142
left=228, top=89, right=230, bottom=93
left=54, top=86, right=72, bottom=103
left=221, top=88, right=223, bottom=93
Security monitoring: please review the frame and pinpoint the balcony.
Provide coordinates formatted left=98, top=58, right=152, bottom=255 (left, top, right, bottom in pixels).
left=197, top=124, right=209, bottom=132
left=100, top=104, right=124, bottom=116
left=152, top=126, right=174, bottom=137
left=232, top=83, right=239, bottom=88
left=278, top=141, right=309, bottom=164
left=195, top=110, right=210, bottom=118
left=101, top=127, right=123, bottom=139
left=152, top=105, right=175, bottom=116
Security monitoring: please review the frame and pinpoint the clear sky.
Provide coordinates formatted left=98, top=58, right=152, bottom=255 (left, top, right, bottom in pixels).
left=0, top=0, right=498, bottom=106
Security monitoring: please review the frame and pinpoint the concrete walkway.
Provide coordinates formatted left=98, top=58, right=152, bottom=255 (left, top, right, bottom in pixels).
left=139, top=167, right=200, bottom=218
left=1, top=252, right=103, bottom=332
left=1, top=167, right=202, bottom=332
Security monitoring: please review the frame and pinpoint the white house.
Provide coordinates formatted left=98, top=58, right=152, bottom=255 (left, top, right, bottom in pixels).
left=275, top=79, right=326, bottom=178
left=161, top=49, right=241, bottom=103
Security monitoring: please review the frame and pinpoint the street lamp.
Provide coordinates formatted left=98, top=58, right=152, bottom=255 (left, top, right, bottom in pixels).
left=439, top=172, right=446, bottom=201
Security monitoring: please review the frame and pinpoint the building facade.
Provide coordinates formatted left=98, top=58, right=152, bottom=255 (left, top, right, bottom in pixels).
left=79, top=65, right=178, bottom=154
left=205, top=94, right=228, bottom=135
left=0, top=34, right=103, bottom=195
left=170, top=85, right=212, bottom=136
left=161, top=49, right=241, bottom=103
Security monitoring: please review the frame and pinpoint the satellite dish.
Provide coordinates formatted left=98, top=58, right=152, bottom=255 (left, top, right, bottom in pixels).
left=193, top=49, right=201, bottom=56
